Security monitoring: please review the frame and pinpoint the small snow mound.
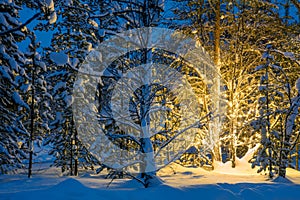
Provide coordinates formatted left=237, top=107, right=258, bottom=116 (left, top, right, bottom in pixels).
left=116, top=179, right=145, bottom=189
left=50, top=178, right=86, bottom=191
left=272, top=176, right=294, bottom=184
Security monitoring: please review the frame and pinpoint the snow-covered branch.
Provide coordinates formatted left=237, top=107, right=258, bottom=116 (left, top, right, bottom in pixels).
left=105, top=132, right=141, bottom=147
left=0, top=13, right=40, bottom=36
left=155, top=113, right=211, bottom=157
left=271, top=49, right=300, bottom=66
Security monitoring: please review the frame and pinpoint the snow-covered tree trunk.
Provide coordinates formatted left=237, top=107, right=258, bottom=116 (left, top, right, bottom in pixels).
left=139, top=50, right=156, bottom=185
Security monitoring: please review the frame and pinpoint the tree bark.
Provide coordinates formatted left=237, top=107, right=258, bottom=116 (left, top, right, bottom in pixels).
left=214, top=0, right=221, bottom=66
left=212, top=0, right=222, bottom=163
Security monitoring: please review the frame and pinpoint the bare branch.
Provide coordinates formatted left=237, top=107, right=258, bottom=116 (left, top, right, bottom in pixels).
left=291, top=0, right=300, bottom=13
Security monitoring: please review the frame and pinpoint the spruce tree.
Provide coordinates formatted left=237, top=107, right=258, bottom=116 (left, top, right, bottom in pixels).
left=0, top=0, right=31, bottom=174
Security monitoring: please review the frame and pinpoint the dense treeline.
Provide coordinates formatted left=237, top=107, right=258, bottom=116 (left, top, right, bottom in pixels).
left=0, top=0, right=300, bottom=183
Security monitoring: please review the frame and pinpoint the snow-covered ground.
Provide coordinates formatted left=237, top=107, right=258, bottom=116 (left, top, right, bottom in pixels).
left=1, top=161, right=300, bottom=200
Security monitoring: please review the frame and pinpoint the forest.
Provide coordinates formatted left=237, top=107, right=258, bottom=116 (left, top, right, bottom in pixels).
left=1, top=0, right=300, bottom=189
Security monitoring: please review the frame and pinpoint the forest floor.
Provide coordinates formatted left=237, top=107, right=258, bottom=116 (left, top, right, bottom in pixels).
left=1, top=159, right=300, bottom=200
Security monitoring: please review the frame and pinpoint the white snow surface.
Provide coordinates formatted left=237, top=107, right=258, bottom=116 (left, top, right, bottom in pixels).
left=1, top=161, right=300, bottom=200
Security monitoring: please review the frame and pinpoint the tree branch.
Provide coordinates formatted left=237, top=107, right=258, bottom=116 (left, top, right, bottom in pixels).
left=271, top=49, right=300, bottom=67
left=155, top=113, right=211, bottom=157
left=291, top=0, right=300, bottom=13
left=0, top=13, right=40, bottom=37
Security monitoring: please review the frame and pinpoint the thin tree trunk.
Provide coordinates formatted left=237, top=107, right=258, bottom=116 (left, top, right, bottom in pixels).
left=214, top=0, right=221, bottom=67
left=70, top=122, right=73, bottom=176
left=296, top=143, right=299, bottom=170
left=230, top=86, right=236, bottom=168
left=139, top=47, right=156, bottom=187
left=212, top=0, right=222, bottom=163
left=266, top=60, right=273, bottom=179
left=284, top=0, right=290, bottom=25
left=28, top=79, right=34, bottom=178
left=279, top=117, right=286, bottom=177
left=138, top=0, right=160, bottom=187
left=72, top=117, right=78, bottom=176
left=28, top=36, right=36, bottom=178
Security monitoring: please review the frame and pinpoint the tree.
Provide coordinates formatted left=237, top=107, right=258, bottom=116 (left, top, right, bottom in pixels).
left=92, top=0, right=216, bottom=185
left=41, top=0, right=105, bottom=175
left=165, top=0, right=225, bottom=167
left=280, top=78, right=300, bottom=177
left=5, top=0, right=57, bottom=178
left=0, top=0, right=30, bottom=174
left=22, top=33, right=52, bottom=178
left=250, top=44, right=300, bottom=178
left=72, top=23, right=220, bottom=186
left=219, top=0, right=274, bottom=167
left=169, top=0, right=300, bottom=171
left=0, top=0, right=56, bottom=176
left=211, top=0, right=222, bottom=164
